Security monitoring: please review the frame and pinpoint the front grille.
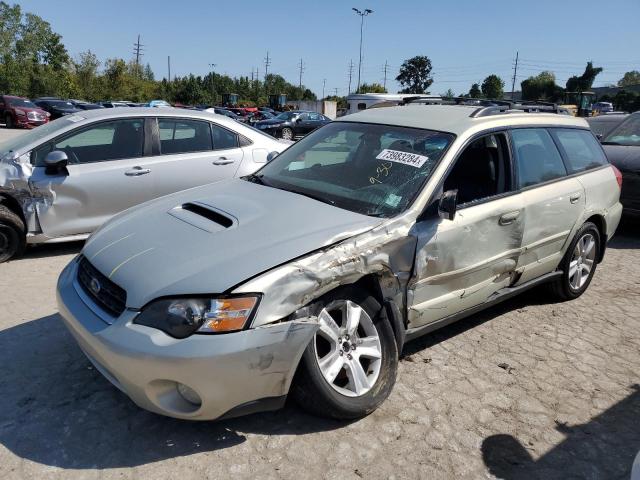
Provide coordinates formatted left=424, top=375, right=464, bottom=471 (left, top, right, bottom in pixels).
left=77, top=256, right=127, bottom=317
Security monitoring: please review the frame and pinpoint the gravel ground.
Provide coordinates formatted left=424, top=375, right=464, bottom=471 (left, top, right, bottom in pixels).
left=1, top=127, right=639, bottom=479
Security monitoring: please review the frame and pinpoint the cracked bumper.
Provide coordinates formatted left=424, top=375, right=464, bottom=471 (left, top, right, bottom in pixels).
left=56, top=260, right=317, bottom=420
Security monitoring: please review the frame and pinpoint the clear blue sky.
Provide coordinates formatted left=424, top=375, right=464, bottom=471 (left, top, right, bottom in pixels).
left=15, top=0, right=640, bottom=97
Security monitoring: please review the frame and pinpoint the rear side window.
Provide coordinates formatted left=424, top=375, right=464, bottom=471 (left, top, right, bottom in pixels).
left=511, top=128, right=567, bottom=188
left=159, top=119, right=212, bottom=155
left=211, top=124, right=239, bottom=150
left=551, top=129, right=608, bottom=173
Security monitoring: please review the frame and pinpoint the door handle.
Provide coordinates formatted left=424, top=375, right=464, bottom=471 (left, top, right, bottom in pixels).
left=213, top=157, right=234, bottom=165
left=125, top=167, right=151, bottom=176
left=569, top=192, right=582, bottom=204
left=499, top=210, right=521, bottom=226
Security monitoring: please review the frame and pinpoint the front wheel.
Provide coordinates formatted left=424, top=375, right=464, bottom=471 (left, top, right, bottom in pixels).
left=548, top=222, right=600, bottom=301
left=0, top=205, right=26, bottom=263
left=280, top=127, right=294, bottom=140
left=5, top=114, right=14, bottom=129
left=292, top=286, right=398, bottom=420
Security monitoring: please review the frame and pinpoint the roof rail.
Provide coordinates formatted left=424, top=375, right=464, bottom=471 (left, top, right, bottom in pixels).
left=470, top=101, right=571, bottom=118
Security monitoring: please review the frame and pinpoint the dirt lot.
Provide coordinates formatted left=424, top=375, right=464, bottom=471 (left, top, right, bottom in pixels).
left=1, top=128, right=639, bottom=479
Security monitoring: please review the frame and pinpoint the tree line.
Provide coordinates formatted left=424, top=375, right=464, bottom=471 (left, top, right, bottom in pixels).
left=1, top=2, right=638, bottom=111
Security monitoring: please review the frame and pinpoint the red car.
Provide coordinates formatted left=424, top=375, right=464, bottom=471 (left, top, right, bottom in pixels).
left=0, top=95, right=50, bottom=129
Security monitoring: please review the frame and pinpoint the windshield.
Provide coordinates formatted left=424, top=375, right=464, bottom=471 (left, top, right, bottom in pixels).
left=47, top=100, right=74, bottom=108
left=0, top=116, right=80, bottom=157
left=275, top=112, right=297, bottom=121
left=604, top=113, right=640, bottom=146
left=250, top=122, right=454, bottom=217
left=8, top=98, right=37, bottom=108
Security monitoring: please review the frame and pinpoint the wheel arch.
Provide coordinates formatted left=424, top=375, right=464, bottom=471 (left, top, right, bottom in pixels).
left=584, top=213, right=607, bottom=262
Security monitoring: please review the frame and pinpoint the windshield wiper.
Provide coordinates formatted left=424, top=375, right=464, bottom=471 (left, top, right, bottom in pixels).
left=285, top=188, right=336, bottom=207
left=601, top=141, right=620, bottom=145
left=243, top=173, right=269, bottom=186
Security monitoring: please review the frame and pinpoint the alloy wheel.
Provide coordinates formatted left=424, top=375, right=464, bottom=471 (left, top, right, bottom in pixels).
left=281, top=128, right=293, bottom=140
left=314, top=300, right=382, bottom=397
left=569, top=233, right=596, bottom=290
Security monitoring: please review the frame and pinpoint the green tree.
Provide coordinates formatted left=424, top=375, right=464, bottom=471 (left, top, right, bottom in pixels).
left=396, top=55, right=433, bottom=94
left=468, top=83, right=481, bottom=98
left=357, top=82, right=387, bottom=94
left=566, top=62, right=602, bottom=92
left=521, top=71, right=563, bottom=101
left=73, top=50, right=100, bottom=100
left=481, top=74, right=505, bottom=99
left=440, top=88, right=455, bottom=99
left=618, top=71, right=640, bottom=88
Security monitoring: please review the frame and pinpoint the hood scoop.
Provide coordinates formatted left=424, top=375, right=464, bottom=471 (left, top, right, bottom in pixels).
left=168, top=202, right=236, bottom=232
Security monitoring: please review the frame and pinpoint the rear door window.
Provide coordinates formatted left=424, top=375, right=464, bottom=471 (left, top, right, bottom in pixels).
left=551, top=128, right=608, bottom=173
left=159, top=119, right=213, bottom=154
left=211, top=124, right=239, bottom=150
left=511, top=128, right=567, bottom=188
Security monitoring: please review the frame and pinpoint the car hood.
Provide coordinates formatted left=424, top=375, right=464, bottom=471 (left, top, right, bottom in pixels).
left=603, top=145, right=639, bottom=173
left=83, top=179, right=381, bottom=309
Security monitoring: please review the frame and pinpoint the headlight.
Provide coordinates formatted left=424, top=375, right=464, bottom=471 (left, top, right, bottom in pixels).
left=134, top=295, right=259, bottom=338
left=27, top=111, right=38, bottom=120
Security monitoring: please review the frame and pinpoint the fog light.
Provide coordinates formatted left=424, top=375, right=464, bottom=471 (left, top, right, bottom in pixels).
left=176, top=383, right=202, bottom=406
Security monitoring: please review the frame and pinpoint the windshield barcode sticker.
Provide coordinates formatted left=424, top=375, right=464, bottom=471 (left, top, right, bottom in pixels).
left=375, top=149, right=429, bottom=168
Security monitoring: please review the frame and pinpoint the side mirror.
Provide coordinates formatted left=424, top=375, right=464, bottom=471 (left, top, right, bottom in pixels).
left=266, top=151, right=279, bottom=162
left=44, top=150, right=69, bottom=174
left=438, top=189, right=458, bottom=221
left=596, top=133, right=603, bottom=141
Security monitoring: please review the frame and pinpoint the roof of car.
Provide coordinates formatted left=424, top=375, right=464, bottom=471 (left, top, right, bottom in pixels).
left=336, top=104, right=589, bottom=135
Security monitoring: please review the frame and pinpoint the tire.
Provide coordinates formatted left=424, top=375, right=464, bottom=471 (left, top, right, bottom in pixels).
left=547, top=221, right=600, bottom=301
left=291, top=286, right=398, bottom=420
left=280, top=127, right=294, bottom=140
left=5, top=114, right=14, bottom=129
left=0, top=205, right=26, bottom=263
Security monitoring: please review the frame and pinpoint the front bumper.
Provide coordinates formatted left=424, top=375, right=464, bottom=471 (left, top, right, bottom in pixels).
left=56, top=259, right=317, bottom=420
left=15, top=118, right=47, bottom=128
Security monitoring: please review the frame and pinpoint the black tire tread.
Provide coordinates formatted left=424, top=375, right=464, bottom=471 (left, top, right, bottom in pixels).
left=0, top=204, right=26, bottom=262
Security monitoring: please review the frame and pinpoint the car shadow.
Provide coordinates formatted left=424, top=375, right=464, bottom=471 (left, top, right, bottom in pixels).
left=0, top=314, right=350, bottom=470
left=481, top=384, right=640, bottom=479
left=17, top=241, right=84, bottom=260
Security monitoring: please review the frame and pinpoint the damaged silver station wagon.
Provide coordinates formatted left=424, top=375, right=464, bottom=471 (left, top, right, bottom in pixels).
left=0, top=108, right=288, bottom=262
left=57, top=103, right=623, bottom=421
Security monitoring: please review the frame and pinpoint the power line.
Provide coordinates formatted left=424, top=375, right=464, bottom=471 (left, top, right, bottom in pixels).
left=298, top=58, right=305, bottom=89
left=511, top=51, right=519, bottom=100
left=383, top=60, right=389, bottom=90
left=264, top=51, right=271, bottom=81
left=348, top=59, right=355, bottom=94
left=133, top=34, right=144, bottom=73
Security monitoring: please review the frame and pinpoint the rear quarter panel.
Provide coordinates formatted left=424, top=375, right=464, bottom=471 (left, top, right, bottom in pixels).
left=575, top=165, right=622, bottom=240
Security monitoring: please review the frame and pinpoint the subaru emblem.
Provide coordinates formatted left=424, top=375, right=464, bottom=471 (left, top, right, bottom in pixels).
left=89, top=277, right=101, bottom=295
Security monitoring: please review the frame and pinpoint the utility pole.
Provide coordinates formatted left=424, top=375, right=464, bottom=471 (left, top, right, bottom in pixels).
left=334, top=87, right=338, bottom=97
left=347, top=59, right=354, bottom=94
left=167, top=56, right=171, bottom=82
left=133, top=34, right=144, bottom=75
left=383, top=60, right=388, bottom=90
left=322, top=78, right=326, bottom=100
left=352, top=8, right=373, bottom=94
left=264, top=51, right=271, bottom=81
left=298, top=58, right=305, bottom=90
left=511, top=51, right=519, bottom=100
left=209, top=63, right=217, bottom=105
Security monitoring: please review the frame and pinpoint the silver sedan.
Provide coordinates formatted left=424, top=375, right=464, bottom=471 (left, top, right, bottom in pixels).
left=0, top=108, right=289, bottom=262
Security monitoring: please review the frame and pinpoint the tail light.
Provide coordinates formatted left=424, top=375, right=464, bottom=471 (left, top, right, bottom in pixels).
left=611, top=165, right=623, bottom=189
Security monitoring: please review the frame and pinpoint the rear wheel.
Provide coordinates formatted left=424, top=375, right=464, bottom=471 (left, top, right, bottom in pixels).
left=0, top=205, right=26, bottom=263
left=280, top=127, right=294, bottom=140
left=5, top=114, right=14, bottom=129
left=548, top=222, right=600, bottom=301
left=292, top=286, right=398, bottom=419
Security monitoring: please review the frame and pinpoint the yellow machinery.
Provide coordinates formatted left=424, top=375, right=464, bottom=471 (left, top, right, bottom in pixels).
left=561, top=91, right=595, bottom=117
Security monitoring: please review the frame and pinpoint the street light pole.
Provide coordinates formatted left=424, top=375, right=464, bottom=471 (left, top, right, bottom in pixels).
left=352, top=7, right=373, bottom=94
